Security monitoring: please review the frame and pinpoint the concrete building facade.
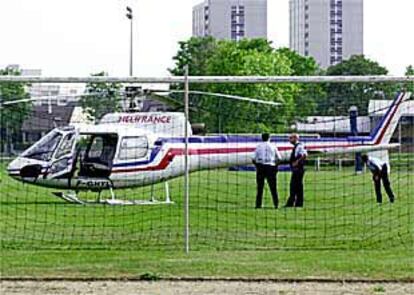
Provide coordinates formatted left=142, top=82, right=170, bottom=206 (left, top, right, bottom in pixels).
left=193, top=0, right=267, bottom=41
left=290, top=0, right=363, bottom=68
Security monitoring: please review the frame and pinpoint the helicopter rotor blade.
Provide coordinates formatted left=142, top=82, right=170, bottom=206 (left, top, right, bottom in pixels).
left=152, top=90, right=281, bottom=107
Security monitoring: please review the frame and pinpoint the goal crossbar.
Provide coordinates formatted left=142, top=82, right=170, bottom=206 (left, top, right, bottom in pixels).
left=0, top=75, right=413, bottom=84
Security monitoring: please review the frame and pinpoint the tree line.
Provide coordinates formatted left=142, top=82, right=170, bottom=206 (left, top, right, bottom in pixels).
left=168, top=37, right=413, bottom=133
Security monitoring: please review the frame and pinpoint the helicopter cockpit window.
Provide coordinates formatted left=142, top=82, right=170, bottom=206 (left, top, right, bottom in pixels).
left=22, top=130, right=62, bottom=161
left=83, top=134, right=118, bottom=166
left=88, top=137, right=104, bottom=158
left=55, top=133, right=76, bottom=159
left=119, top=136, right=148, bottom=160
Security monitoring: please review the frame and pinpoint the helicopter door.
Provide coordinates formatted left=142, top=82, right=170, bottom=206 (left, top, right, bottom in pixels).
left=46, top=131, right=78, bottom=179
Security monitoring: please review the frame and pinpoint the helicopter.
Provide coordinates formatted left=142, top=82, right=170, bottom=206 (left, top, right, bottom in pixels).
left=5, top=90, right=411, bottom=205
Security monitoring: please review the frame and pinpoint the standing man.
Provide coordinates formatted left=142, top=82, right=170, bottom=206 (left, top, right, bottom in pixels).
left=361, top=155, right=395, bottom=203
left=285, top=134, right=307, bottom=208
left=253, top=133, right=281, bottom=209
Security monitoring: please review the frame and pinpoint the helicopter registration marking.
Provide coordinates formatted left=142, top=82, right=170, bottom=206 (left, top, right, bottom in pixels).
left=75, top=179, right=111, bottom=188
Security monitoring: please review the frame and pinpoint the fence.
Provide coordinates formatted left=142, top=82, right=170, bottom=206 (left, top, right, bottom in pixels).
left=0, top=75, right=413, bottom=252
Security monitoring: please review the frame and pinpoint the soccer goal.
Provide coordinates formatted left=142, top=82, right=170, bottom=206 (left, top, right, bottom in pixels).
left=0, top=74, right=413, bottom=251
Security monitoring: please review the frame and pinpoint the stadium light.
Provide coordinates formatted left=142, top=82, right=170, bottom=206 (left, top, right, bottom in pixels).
left=126, top=6, right=133, bottom=76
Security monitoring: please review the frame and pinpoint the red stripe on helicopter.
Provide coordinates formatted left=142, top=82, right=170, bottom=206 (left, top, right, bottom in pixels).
left=373, top=93, right=404, bottom=145
left=112, top=147, right=255, bottom=173
left=111, top=143, right=360, bottom=173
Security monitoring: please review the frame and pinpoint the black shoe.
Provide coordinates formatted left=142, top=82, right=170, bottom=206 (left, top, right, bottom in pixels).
left=390, top=198, right=395, bottom=203
left=255, top=206, right=262, bottom=209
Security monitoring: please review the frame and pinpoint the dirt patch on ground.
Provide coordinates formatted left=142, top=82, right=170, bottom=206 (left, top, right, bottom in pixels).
left=1, top=280, right=413, bottom=295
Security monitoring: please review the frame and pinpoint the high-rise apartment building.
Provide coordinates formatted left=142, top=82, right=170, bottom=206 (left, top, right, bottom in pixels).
left=193, top=0, right=267, bottom=41
left=290, top=0, right=363, bottom=68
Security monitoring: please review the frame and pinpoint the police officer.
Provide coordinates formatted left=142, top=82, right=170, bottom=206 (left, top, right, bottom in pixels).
left=252, top=133, right=281, bottom=209
left=361, top=155, right=395, bottom=203
left=285, top=134, right=307, bottom=208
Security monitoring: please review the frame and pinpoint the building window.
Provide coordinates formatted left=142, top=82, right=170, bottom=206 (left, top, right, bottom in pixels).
left=330, top=1, right=344, bottom=66
left=330, top=28, right=343, bottom=35
left=330, top=55, right=343, bottom=65
left=330, top=46, right=343, bottom=53
left=231, top=5, right=245, bottom=41
left=331, top=38, right=343, bottom=46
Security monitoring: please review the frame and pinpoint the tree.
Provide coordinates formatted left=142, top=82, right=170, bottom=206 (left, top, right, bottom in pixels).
left=170, top=38, right=300, bottom=133
left=169, top=36, right=218, bottom=76
left=169, top=38, right=309, bottom=133
left=276, top=48, right=326, bottom=118
left=276, top=48, right=320, bottom=76
left=404, top=65, right=414, bottom=93
left=323, top=55, right=393, bottom=115
left=204, top=40, right=298, bottom=133
left=0, top=67, right=31, bottom=154
left=80, top=72, right=122, bottom=121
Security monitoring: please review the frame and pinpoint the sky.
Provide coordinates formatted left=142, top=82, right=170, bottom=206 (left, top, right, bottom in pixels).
left=0, top=0, right=413, bottom=77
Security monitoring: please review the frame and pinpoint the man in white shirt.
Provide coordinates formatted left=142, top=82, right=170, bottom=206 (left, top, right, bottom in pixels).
left=252, top=133, right=282, bottom=209
left=361, top=155, right=395, bottom=203
left=285, top=134, right=308, bottom=208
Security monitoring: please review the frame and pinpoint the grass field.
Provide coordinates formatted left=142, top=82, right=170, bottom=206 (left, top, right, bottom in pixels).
left=1, top=249, right=413, bottom=280
left=1, top=157, right=413, bottom=279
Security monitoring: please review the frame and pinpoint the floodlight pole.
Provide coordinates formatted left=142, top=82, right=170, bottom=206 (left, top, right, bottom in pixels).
left=126, top=6, right=133, bottom=76
left=184, top=65, right=190, bottom=254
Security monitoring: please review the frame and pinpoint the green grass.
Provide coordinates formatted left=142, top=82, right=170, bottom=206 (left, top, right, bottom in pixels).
left=0, top=159, right=413, bottom=279
left=1, top=250, right=413, bottom=280
left=1, top=163, right=412, bottom=250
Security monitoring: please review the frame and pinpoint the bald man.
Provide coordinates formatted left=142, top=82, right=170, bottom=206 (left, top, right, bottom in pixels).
left=285, top=134, right=307, bottom=208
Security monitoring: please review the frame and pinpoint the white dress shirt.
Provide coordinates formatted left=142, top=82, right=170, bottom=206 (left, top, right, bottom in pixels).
left=366, top=157, right=385, bottom=173
left=254, top=141, right=281, bottom=166
left=293, top=143, right=308, bottom=158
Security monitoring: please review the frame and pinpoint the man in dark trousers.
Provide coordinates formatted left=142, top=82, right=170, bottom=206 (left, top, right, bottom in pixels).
left=361, top=155, right=395, bottom=203
left=252, top=133, right=281, bottom=209
left=285, top=134, right=307, bottom=208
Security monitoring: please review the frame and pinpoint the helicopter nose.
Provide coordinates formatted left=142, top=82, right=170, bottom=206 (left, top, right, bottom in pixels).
left=7, top=159, right=22, bottom=180
left=7, top=158, right=43, bottom=180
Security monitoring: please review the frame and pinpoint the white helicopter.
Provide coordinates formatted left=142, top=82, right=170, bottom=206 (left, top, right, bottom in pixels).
left=6, top=91, right=411, bottom=205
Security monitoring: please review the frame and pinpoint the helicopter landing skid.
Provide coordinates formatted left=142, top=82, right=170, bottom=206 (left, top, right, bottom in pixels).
left=105, top=199, right=174, bottom=206
left=52, top=182, right=173, bottom=206
left=53, top=191, right=85, bottom=205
